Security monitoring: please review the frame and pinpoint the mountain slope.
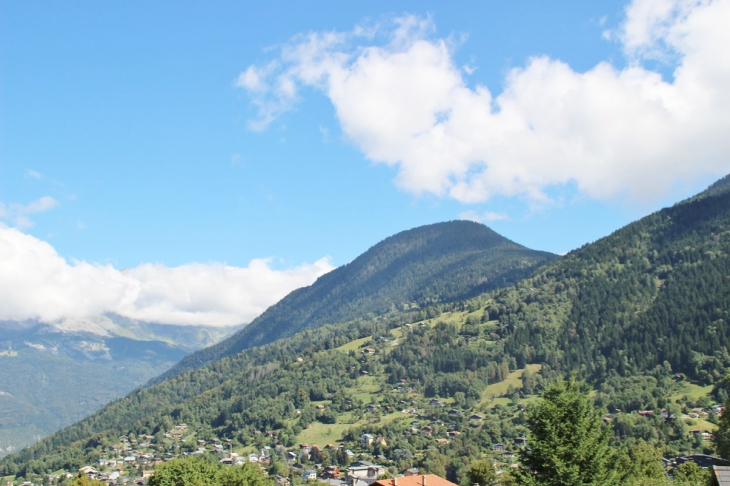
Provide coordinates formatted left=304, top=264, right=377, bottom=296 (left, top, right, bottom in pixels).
left=159, top=221, right=556, bottom=380
left=496, top=173, right=730, bottom=381
left=9, top=178, right=730, bottom=479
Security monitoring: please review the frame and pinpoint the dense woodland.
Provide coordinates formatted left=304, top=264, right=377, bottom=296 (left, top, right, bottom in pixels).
left=6, top=177, right=730, bottom=484
left=160, top=221, right=555, bottom=381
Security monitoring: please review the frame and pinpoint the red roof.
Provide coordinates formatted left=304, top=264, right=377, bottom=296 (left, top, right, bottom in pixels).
left=374, top=475, right=458, bottom=486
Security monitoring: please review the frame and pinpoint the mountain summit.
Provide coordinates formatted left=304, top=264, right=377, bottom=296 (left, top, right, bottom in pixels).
left=159, top=220, right=556, bottom=379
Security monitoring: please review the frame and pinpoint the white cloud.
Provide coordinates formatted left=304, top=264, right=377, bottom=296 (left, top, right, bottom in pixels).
left=0, top=225, right=334, bottom=327
left=237, top=0, right=730, bottom=205
left=0, top=196, right=59, bottom=228
left=458, top=210, right=511, bottom=223
left=26, top=169, right=42, bottom=179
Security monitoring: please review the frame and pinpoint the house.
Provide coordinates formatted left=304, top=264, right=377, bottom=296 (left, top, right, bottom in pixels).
left=502, top=451, right=515, bottom=460
left=429, top=399, right=444, bottom=407
left=405, top=468, right=420, bottom=476
left=638, top=410, right=655, bottom=417
left=79, top=466, right=98, bottom=476
left=446, top=431, right=461, bottom=438
left=373, top=474, right=459, bottom=486
left=366, top=404, right=380, bottom=413
left=492, top=443, right=505, bottom=451
left=362, top=348, right=376, bottom=355
left=302, top=470, right=318, bottom=481
left=274, top=475, right=291, bottom=486
left=361, top=434, right=374, bottom=446
left=345, top=464, right=386, bottom=482
left=710, top=466, right=730, bottom=486
left=322, top=466, right=341, bottom=479
left=447, top=409, right=462, bottom=417
left=468, top=414, right=483, bottom=422
left=514, top=436, right=527, bottom=447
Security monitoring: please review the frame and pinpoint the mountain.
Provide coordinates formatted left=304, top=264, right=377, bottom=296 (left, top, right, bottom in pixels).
left=7, top=178, right=730, bottom=481
left=0, top=315, right=238, bottom=456
left=158, top=221, right=556, bottom=381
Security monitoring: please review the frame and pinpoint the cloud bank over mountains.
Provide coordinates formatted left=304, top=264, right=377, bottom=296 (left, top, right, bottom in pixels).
left=0, top=225, right=334, bottom=327
left=238, top=0, right=730, bottom=205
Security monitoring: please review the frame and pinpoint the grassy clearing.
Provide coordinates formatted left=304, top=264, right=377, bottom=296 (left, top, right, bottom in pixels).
left=337, top=336, right=372, bottom=353
left=297, top=422, right=357, bottom=446
left=683, top=417, right=718, bottom=431
left=669, top=382, right=714, bottom=403
left=481, top=364, right=542, bottom=402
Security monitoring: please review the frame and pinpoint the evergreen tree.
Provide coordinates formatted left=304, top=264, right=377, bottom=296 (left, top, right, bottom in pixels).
left=466, top=459, right=497, bottom=486
left=512, top=380, right=619, bottom=486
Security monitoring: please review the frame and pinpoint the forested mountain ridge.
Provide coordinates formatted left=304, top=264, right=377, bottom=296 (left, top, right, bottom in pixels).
left=6, top=177, right=730, bottom=482
left=496, top=173, right=730, bottom=382
left=157, top=221, right=556, bottom=381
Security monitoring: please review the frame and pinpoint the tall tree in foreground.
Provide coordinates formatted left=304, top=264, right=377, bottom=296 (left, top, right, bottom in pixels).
left=512, top=380, right=619, bottom=486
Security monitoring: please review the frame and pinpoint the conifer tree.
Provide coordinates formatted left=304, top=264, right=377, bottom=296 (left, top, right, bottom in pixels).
left=512, top=380, right=619, bottom=486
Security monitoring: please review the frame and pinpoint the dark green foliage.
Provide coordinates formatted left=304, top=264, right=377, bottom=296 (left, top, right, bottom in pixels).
left=148, top=457, right=272, bottom=486
left=498, top=177, right=730, bottom=383
left=512, top=380, right=619, bottom=486
left=160, top=221, right=555, bottom=380
left=467, top=459, right=497, bottom=486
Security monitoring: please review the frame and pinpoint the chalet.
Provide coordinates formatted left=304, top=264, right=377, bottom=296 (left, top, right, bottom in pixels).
left=275, top=475, right=291, bottom=486
left=405, top=468, right=420, bottom=476
left=362, top=348, right=376, bottom=355
left=316, top=404, right=326, bottom=410
left=302, top=470, right=318, bottom=481
left=79, top=466, right=98, bottom=476
left=502, top=451, right=515, bottom=460
left=468, top=414, right=483, bottom=422
left=447, top=409, right=462, bottom=417
left=361, top=434, right=374, bottom=446
left=638, top=410, right=655, bottom=417
left=373, top=474, right=459, bottom=486
left=492, top=443, right=506, bottom=451
left=435, top=438, right=449, bottom=445
left=422, top=426, right=434, bottom=436
left=322, top=466, right=341, bottom=479
left=429, top=399, right=444, bottom=407
left=514, top=436, right=528, bottom=447
left=447, top=431, right=461, bottom=438
left=345, top=464, right=386, bottom=482
left=366, top=404, right=380, bottom=413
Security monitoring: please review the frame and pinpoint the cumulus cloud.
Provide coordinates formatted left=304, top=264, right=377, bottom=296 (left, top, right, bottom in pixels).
left=237, top=0, right=730, bottom=205
left=0, top=225, right=334, bottom=327
left=458, top=210, right=511, bottom=223
left=0, top=196, right=59, bottom=228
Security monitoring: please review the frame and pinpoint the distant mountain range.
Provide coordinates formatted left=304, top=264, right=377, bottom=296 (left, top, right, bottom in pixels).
left=0, top=314, right=238, bottom=456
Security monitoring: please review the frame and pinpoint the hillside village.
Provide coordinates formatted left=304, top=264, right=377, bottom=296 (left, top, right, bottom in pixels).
left=4, top=306, right=729, bottom=486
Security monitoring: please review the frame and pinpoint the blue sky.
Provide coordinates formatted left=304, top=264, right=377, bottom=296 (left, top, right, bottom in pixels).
left=2, top=0, right=729, bottom=326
